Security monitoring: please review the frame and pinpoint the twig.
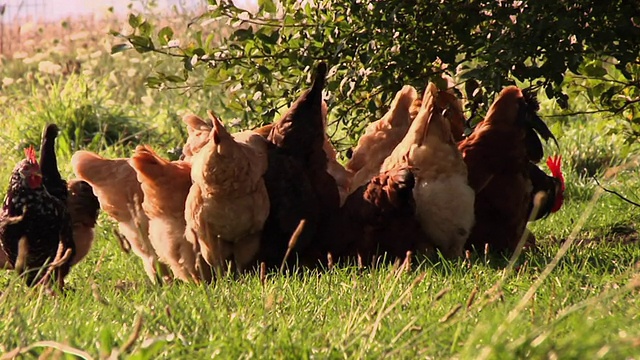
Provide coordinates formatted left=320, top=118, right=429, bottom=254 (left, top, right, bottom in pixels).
left=119, top=313, right=144, bottom=354
left=545, top=109, right=611, bottom=118
left=592, top=176, right=640, bottom=207
left=279, top=219, right=306, bottom=273
left=0, top=341, right=94, bottom=360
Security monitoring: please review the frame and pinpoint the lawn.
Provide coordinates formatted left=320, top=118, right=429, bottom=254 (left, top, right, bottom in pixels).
left=0, top=12, right=639, bottom=360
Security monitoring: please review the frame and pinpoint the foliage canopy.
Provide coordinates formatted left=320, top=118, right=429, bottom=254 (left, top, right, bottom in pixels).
left=112, top=0, right=640, bottom=147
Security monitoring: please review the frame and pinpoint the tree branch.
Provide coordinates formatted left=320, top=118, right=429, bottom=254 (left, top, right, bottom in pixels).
left=592, top=176, right=640, bottom=208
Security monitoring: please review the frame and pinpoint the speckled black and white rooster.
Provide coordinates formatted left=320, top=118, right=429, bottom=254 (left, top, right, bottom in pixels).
left=0, top=145, right=75, bottom=287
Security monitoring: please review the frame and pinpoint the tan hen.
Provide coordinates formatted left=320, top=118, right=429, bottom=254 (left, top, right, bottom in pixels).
left=130, top=145, right=211, bottom=283
left=185, top=111, right=270, bottom=275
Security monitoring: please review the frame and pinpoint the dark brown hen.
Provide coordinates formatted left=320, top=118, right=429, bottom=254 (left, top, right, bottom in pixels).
left=0, top=146, right=75, bottom=287
left=40, top=124, right=100, bottom=266
left=258, top=146, right=319, bottom=269
left=323, top=167, right=432, bottom=265
left=66, top=179, right=100, bottom=266
left=260, top=62, right=340, bottom=268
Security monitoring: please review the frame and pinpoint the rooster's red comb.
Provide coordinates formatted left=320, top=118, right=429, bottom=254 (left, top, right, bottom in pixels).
left=24, top=145, right=38, bottom=164
left=546, top=155, right=564, bottom=190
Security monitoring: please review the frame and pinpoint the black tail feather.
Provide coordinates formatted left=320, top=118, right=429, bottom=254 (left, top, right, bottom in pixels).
left=39, top=123, right=68, bottom=202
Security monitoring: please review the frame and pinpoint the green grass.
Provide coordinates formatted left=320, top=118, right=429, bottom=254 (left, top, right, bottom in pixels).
left=0, top=15, right=640, bottom=360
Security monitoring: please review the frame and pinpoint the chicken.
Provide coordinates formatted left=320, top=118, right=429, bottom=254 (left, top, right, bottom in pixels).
left=520, top=156, right=566, bottom=249
left=437, top=89, right=467, bottom=142
left=266, top=62, right=340, bottom=266
left=323, top=138, right=352, bottom=206
left=458, top=86, right=560, bottom=253
left=381, top=82, right=475, bottom=258
left=181, top=114, right=214, bottom=162
left=185, top=111, right=270, bottom=275
left=347, top=86, right=418, bottom=190
left=71, top=150, right=170, bottom=283
left=130, top=145, right=210, bottom=282
left=0, top=146, right=75, bottom=287
left=66, top=179, right=100, bottom=266
left=323, top=167, right=432, bottom=265
left=39, top=124, right=101, bottom=267
left=320, top=102, right=352, bottom=206
left=258, top=143, right=319, bottom=269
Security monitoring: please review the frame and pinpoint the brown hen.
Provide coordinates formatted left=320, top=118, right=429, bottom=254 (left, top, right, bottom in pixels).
left=71, top=150, right=170, bottom=283
left=181, top=114, right=213, bottom=162
left=458, top=86, right=560, bottom=253
left=66, top=179, right=100, bottom=266
left=256, top=100, right=351, bottom=206
left=185, top=111, right=270, bottom=276
left=265, top=62, right=340, bottom=266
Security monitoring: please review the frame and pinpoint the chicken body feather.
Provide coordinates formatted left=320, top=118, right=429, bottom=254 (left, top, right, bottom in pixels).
left=324, top=167, right=432, bottom=265
left=39, top=124, right=68, bottom=203
left=265, top=62, right=340, bottom=267
left=40, top=124, right=100, bottom=267
left=0, top=148, right=75, bottom=287
left=67, top=179, right=100, bottom=266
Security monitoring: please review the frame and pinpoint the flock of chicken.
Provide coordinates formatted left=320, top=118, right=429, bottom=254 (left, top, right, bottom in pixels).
left=0, top=62, right=565, bottom=289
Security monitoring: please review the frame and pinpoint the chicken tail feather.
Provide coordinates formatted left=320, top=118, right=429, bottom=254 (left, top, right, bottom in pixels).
left=311, top=62, right=328, bottom=96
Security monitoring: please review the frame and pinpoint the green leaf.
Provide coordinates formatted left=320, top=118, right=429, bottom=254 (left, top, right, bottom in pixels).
left=146, top=76, right=163, bottom=88
left=109, top=29, right=123, bottom=37
left=139, top=21, right=152, bottom=37
left=244, top=41, right=255, bottom=56
left=583, top=61, right=608, bottom=77
left=129, top=35, right=154, bottom=52
left=158, top=26, right=174, bottom=46
left=233, top=28, right=254, bottom=41
left=111, top=43, right=132, bottom=54
left=164, top=75, right=185, bottom=83
left=259, top=0, right=277, bottom=13
left=128, top=13, right=142, bottom=28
